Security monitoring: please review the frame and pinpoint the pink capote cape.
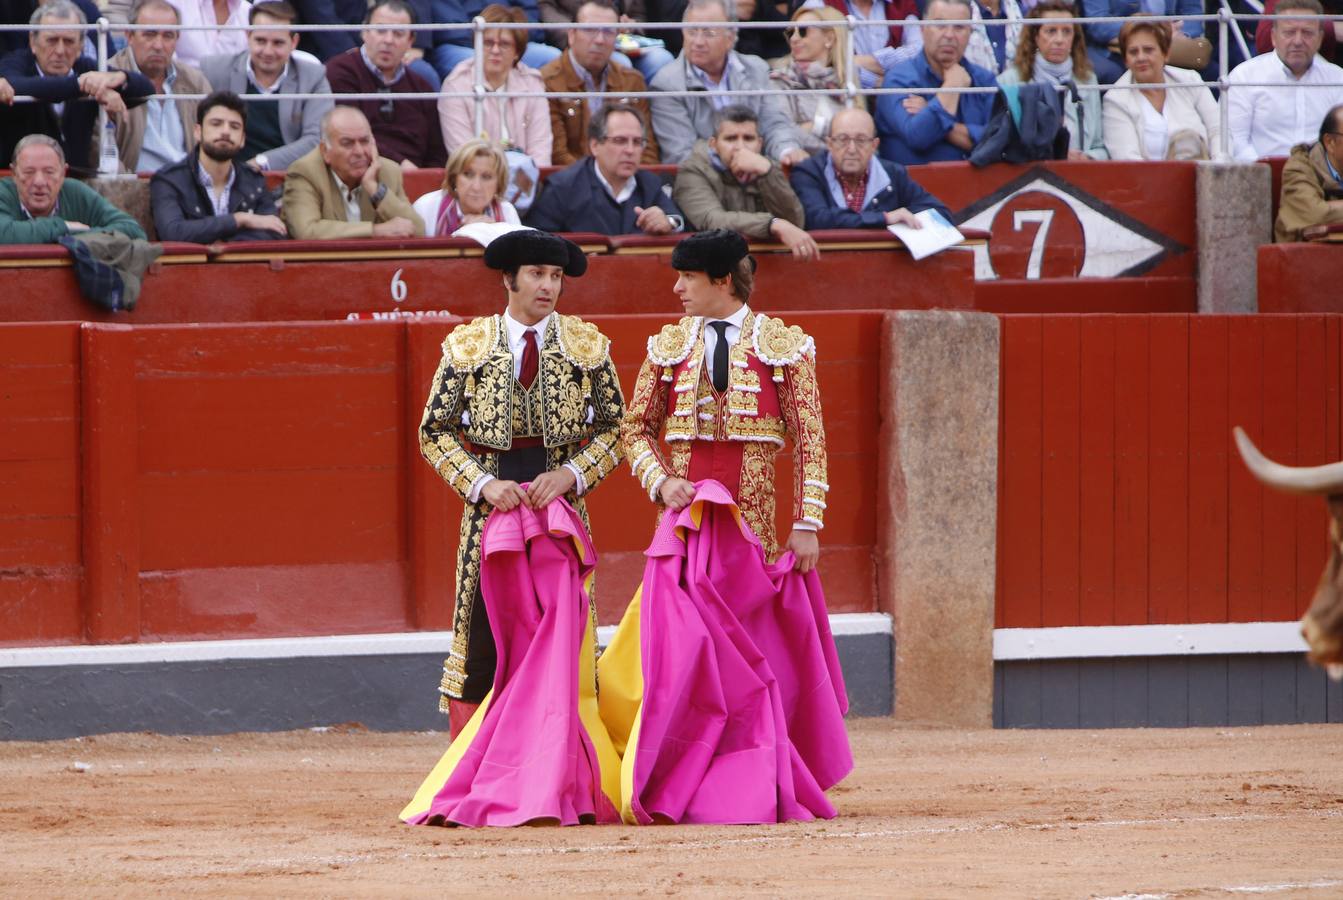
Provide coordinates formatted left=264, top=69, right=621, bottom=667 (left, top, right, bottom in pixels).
left=399, top=496, right=621, bottom=827
left=598, top=480, right=853, bottom=825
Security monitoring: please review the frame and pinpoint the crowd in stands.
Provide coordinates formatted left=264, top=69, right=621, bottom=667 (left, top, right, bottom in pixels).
left=1, top=0, right=1342, bottom=249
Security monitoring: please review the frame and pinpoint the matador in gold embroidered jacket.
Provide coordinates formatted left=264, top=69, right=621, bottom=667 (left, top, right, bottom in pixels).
left=621, top=306, right=828, bottom=558
left=420, top=313, right=624, bottom=706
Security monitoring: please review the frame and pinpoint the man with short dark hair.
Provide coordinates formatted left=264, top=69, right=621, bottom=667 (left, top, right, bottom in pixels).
left=674, top=105, right=815, bottom=260
left=325, top=0, right=447, bottom=169
left=541, top=0, right=660, bottom=166
left=1275, top=104, right=1343, bottom=241
left=201, top=1, right=334, bottom=171
left=526, top=102, right=684, bottom=234
left=874, top=0, right=996, bottom=165
left=0, top=134, right=145, bottom=243
left=791, top=107, right=950, bottom=230
left=1228, top=0, right=1343, bottom=160
left=150, top=90, right=289, bottom=243
left=0, top=0, right=154, bottom=171
left=282, top=106, right=423, bottom=239
left=109, top=0, right=213, bottom=173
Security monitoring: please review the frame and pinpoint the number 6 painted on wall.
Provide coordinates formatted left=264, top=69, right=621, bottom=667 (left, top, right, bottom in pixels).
left=1012, top=210, right=1055, bottom=280
left=390, top=268, right=408, bottom=303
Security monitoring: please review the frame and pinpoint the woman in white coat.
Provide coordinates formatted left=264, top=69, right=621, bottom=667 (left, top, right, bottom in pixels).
left=1102, top=20, right=1220, bottom=160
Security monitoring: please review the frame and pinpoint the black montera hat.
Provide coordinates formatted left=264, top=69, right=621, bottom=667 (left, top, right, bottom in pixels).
left=484, top=228, right=588, bottom=277
left=670, top=229, right=752, bottom=278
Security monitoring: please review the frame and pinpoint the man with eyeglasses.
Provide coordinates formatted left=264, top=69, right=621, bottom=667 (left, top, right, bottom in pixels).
left=1275, top=103, right=1343, bottom=240
left=108, top=0, right=213, bottom=174
left=542, top=0, right=661, bottom=166
left=790, top=107, right=950, bottom=231
left=326, top=0, right=447, bottom=170
left=1227, top=0, right=1343, bottom=161
left=648, top=0, right=806, bottom=165
left=527, top=102, right=685, bottom=234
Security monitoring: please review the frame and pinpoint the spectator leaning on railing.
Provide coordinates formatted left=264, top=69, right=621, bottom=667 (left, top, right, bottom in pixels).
left=997, top=0, right=1107, bottom=159
left=1227, top=0, right=1343, bottom=161
left=673, top=104, right=817, bottom=260
left=0, top=0, right=154, bottom=172
left=1101, top=20, right=1219, bottom=160
left=648, top=0, right=806, bottom=166
left=1275, top=103, right=1343, bottom=241
left=150, top=90, right=289, bottom=243
left=0, top=134, right=146, bottom=244
left=325, top=0, right=448, bottom=169
left=200, top=0, right=334, bottom=172
left=542, top=0, right=660, bottom=165
left=282, top=105, right=425, bottom=239
left=790, top=107, right=951, bottom=230
left=109, top=0, right=213, bottom=174
left=875, top=0, right=996, bottom=165
left=166, top=0, right=252, bottom=69
left=526, top=101, right=684, bottom=233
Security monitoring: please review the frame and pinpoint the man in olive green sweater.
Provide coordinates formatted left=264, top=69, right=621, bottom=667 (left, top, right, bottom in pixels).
left=0, top=135, right=147, bottom=245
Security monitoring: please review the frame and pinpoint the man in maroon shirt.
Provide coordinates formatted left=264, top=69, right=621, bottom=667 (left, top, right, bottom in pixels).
left=325, top=0, right=448, bottom=169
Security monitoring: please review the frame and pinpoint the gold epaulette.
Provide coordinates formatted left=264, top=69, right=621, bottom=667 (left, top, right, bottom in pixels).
left=556, top=314, right=611, bottom=369
left=647, top=316, right=697, bottom=367
left=752, top=315, right=815, bottom=367
left=444, top=315, right=498, bottom=370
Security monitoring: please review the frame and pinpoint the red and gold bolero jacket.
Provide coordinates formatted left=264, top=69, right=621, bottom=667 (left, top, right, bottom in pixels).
left=621, top=309, right=828, bottom=547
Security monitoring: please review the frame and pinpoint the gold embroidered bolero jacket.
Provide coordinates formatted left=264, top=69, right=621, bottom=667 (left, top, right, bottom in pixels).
left=420, top=314, right=626, bottom=499
left=620, top=310, right=829, bottom=529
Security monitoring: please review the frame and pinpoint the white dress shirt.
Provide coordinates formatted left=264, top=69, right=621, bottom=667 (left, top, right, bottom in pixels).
left=700, top=305, right=815, bottom=533
left=168, top=0, right=252, bottom=69
left=331, top=172, right=363, bottom=223
left=467, top=313, right=588, bottom=502
left=1227, top=51, right=1343, bottom=161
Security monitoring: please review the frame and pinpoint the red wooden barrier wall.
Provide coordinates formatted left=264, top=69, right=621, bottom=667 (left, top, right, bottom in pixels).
left=0, top=312, right=879, bottom=647
left=996, top=314, right=1338, bottom=629
left=1257, top=243, right=1343, bottom=314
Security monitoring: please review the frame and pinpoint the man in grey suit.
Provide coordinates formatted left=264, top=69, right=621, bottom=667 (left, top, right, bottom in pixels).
left=200, top=0, right=334, bottom=171
left=648, top=0, right=805, bottom=166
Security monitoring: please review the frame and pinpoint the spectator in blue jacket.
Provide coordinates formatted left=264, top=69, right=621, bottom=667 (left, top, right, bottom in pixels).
left=424, top=0, right=560, bottom=79
left=1081, top=0, right=1204, bottom=84
left=525, top=102, right=684, bottom=234
left=790, top=108, right=950, bottom=231
left=874, top=0, right=997, bottom=165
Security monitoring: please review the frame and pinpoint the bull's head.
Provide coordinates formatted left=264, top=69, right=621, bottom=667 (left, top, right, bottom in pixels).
left=1234, top=427, right=1343, bottom=680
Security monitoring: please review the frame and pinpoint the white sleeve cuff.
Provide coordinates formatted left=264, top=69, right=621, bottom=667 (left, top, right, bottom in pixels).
left=467, top=473, right=494, bottom=504
left=563, top=461, right=587, bottom=496
left=792, top=521, right=818, bottom=533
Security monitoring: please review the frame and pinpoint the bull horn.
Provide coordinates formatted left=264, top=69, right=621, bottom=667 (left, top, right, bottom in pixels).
left=1234, top=426, right=1343, bottom=495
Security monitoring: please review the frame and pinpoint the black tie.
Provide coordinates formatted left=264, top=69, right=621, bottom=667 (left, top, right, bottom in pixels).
left=709, top=320, right=729, bottom=393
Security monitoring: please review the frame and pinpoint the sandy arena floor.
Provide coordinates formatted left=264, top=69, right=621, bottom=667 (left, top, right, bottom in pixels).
left=1, top=720, right=1340, bottom=898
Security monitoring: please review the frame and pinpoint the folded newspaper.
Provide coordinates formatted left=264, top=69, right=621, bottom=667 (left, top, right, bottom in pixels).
left=887, top=208, right=964, bottom=260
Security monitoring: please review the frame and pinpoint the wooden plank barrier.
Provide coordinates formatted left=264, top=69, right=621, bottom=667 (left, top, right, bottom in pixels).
left=995, top=313, right=1339, bottom=629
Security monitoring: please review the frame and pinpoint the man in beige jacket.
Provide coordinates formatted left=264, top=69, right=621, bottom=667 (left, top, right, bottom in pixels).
left=108, top=0, right=212, bottom=173
left=282, top=106, right=424, bottom=240
left=1275, top=104, right=1343, bottom=243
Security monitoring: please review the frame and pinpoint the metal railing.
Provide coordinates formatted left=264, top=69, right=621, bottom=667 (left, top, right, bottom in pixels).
left=5, top=11, right=1342, bottom=167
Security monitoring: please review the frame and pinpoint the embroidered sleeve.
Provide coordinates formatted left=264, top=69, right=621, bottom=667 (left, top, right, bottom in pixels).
left=621, top=354, right=674, bottom=502
left=568, top=352, right=626, bottom=493
left=419, top=355, right=490, bottom=501
left=777, top=347, right=828, bottom=529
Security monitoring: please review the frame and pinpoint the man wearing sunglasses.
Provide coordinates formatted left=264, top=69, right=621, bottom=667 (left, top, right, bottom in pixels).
left=789, top=107, right=950, bottom=230
left=325, top=0, right=448, bottom=169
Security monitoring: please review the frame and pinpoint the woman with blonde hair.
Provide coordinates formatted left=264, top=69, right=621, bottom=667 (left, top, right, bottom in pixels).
left=436, top=4, right=553, bottom=167
left=413, top=139, right=522, bottom=237
left=769, top=6, right=858, bottom=155
left=1102, top=19, right=1220, bottom=160
left=998, top=0, right=1107, bottom=159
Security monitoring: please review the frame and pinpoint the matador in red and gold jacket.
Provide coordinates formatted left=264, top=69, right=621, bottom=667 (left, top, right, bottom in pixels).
left=620, top=230, right=828, bottom=558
